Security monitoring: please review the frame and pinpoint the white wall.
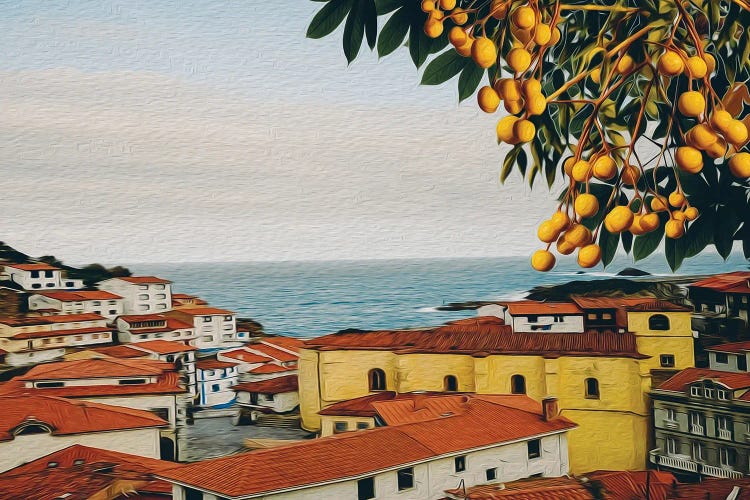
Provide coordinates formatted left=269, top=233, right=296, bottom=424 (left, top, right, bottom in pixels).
left=708, top=351, right=746, bottom=372
left=5, top=348, right=65, bottom=366
left=28, top=295, right=124, bottom=319
left=197, top=366, right=239, bottom=407
left=0, top=427, right=160, bottom=472
left=192, top=314, right=237, bottom=349
left=236, top=390, right=299, bottom=413
left=510, top=314, right=584, bottom=333
left=82, top=393, right=180, bottom=428
left=98, top=279, right=172, bottom=314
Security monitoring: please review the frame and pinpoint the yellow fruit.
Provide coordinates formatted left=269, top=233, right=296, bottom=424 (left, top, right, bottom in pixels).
left=452, top=8, right=468, bottom=25
left=534, top=24, right=551, bottom=45
left=665, top=219, right=685, bottom=239
left=507, top=48, right=532, bottom=73
left=490, top=0, right=509, bottom=19
left=706, top=139, right=728, bottom=159
left=590, top=68, right=601, bottom=84
left=511, top=26, right=533, bottom=44
left=604, top=206, right=634, bottom=233
left=678, top=91, right=706, bottom=118
left=575, top=193, right=599, bottom=218
left=455, top=37, right=474, bottom=56
left=512, top=6, right=536, bottom=30
left=725, top=120, right=749, bottom=146
left=439, top=0, right=456, bottom=10
left=710, top=110, right=733, bottom=134
left=522, top=78, right=542, bottom=97
left=687, top=124, right=718, bottom=150
left=424, top=17, right=444, bottom=38
left=650, top=195, right=669, bottom=212
left=675, top=146, right=704, bottom=174
left=577, top=244, right=602, bottom=268
left=472, top=37, right=497, bottom=68
left=640, top=212, right=660, bottom=232
left=729, top=152, right=750, bottom=178
left=658, top=50, right=685, bottom=76
left=563, top=157, right=576, bottom=177
left=496, top=78, right=521, bottom=101
left=550, top=211, right=570, bottom=231
left=592, top=156, right=617, bottom=180
left=496, top=116, right=520, bottom=143
left=513, top=119, right=536, bottom=143
left=564, top=224, right=593, bottom=247
left=556, top=235, right=576, bottom=255
left=668, top=191, right=685, bottom=207
left=686, top=56, right=708, bottom=78
left=684, top=207, right=699, bottom=221
left=531, top=249, right=556, bottom=272
left=621, top=165, right=641, bottom=186
left=526, top=93, right=547, bottom=115
left=672, top=210, right=687, bottom=222
left=616, top=54, right=635, bottom=74
left=704, top=53, right=716, bottom=74
left=504, top=99, right=524, bottom=115
left=421, top=0, right=436, bottom=12
left=449, top=26, right=468, bottom=47
left=550, top=26, right=561, bottom=45
left=477, top=86, right=501, bottom=113
left=537, top=220, right=559, bottom=243
left=571, top=160, right=592, bottom=182
left=629, top=215, right=645, bottom=236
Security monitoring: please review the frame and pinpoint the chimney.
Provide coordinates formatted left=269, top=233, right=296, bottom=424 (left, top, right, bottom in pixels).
left=542, top=397, right=559, bottom=421
left=413, top=392, right=427, bottom=411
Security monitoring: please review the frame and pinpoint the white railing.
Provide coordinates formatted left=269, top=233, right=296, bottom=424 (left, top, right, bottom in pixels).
left=701, top=464, right=743, bottom=479
left=718, top=429, right=732, bottom=440
left=655, top=454, right=699, bottom=473
left=691, top=424, right=704, bottom=435
left=663, top=419, right=679, bottom=430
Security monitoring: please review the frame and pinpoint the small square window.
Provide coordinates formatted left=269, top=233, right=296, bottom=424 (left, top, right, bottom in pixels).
left=211, top=384, right=220, bottom=392
left=660, top=354, right=675, bottom=367
left=203, top=316, right=212, bottom=323
left=357, top=477, right=375, bottom=500
left=334, top=421, right=348, bottom=434
left=690, top=386, right=701, bottom=397
left=527, top=439, right=541, bottom=459
left=397, top=467, right=414, bottom=491
left=454, top=455, right=466, bottom=472
left=356, top=422, right=370, bottom=430
left=486, top=468, right=497, bottom=481
left=716, top=352, right=729, bottom=364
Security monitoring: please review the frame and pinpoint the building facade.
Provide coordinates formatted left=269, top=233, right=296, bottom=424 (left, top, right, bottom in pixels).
left=195, top=359, right=239, bottom=407
left=28, top=290, right=125, bottom=319
left=0, top=263, right=83, bottom=290
left=115, top=314, right=196, bottom=344
left=165, top=308, right=237, bottom=350
left=97, top=276, right=173, bottom=314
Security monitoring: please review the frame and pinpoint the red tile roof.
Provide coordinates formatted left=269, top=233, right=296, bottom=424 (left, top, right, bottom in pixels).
left=446, top=476, right=592, bottom=499
left=0, top=372, right=185, bottom=398
left=586, top=470, right=674, bottom=500
left=89, top=345, right=147, bottom=358
left=196, top=359, right=238, bottom=371
left=304, top=317, right=646, bottom=358
left=16, top=358, right=174, bottom=380
left=221, top=349, right=273, bottom=364
left=571, top=296, right=690, bottom=312
left=8, top=444, right=174, bottom=475
left=170, top=307, right=234, bottom=316
left=690, top=272, right=750, bottom=291
left=0, top=395, right=166, bottom=441
left=34, top=290, right=122, bottom=301
left=246, top=343, right=299, bottom=363
left=504, top=301, right=583, bottom=315
left=657, top=367, right=750, bottom=392
left=0, top=312, right=105, bottom=327
left=116, top=276, right=172, bottom=284
left=171, top=293, right=198, bottom=299
left=118, top=314, right=168, bottom=323
left=249, top=363, right=297, bottom=374
left=668, top=477, right=750, bottom=499
left=3, top=263, right=61, bottom=271
left=260, top=337, right=306, bottom=352
left=157, top=398, right=576, bottom=498
left=130, top=340, right=196, bottom=354
left=234, top=375, right=298, bottom=394
left=11, top=326, right=112, bottom=340
left=318, top=392, right=399, bottom=417
left=707, top=340, right=750, bottom=353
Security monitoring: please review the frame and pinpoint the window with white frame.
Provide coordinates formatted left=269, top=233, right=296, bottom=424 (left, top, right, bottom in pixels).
left=720, top=447, right=737, bottom=467
left=692, top=441, right=704, bottom=461
left=717, top=415, right=733, bottom=439
left=718, top=388, right=729, bottom=400
left=139, top=285, right=148, bottom=290
left=689, top=412, right=705, bottom=435
left=690, top=386, right=701, bottom=397
left=666, top=436, right=678, bottom=455
left=154, top=284, right=165, bottom=290
left=665, top=408, right=677, bottom=422
left=155, top=294, right=166, bottom=299
left=705, top=387, right=715, bottom=399
left=203, top=316, right=212, bottom=323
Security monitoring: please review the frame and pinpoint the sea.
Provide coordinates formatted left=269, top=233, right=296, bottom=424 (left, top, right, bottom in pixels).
left=130, top=252, right=750, bottom=339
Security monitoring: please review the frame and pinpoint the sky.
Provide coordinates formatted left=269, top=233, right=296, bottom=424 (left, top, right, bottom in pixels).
left=0, top=0, right=562, bottom=265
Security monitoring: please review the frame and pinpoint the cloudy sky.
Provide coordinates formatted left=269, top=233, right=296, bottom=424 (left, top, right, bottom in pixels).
left=0, top=0, right=562, bottom=265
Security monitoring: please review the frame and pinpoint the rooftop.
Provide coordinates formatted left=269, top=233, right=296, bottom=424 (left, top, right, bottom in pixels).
left=3, top=263, right=61, bottom=271
left=7, top=444, right=174, bottom=475
left=571, top=296, right=691, bottom=312
left=88, top=345, right=148, bottom=359
left=115, top=276, right=172, bottom=284
left=196, top=359, right=238, bottom=371
left=246, top=343, right=299, bottom=362
left=249, top=363, right=297, bottom=374
left=169, top=307, right=235, bottom=316
left=445, top=475, right=591, bottom=499
left=657, top=367, right=750, bottom=392
left=304, top=317, right=647, bottom=359
left=260, top=336, right=306, bottom=352
left=706, top=340, right=750, bottom=354
left=130, top=339, right=196, bottom=355
left=0, top=312, right=105, bottom=326
left=234, top=375, right=298, bottom=395
left=690, top=272, right=750, bottom=293
left=157, top=397, right=576, bottom=498
left=0, top=394, right=166, bottom=441
left=0, top=371, right=185, bottom=398
left=11, top=325, right=112, bottom=340
left=33, top=290, right=122, bottom=301
left=503, top=301, right=583, bottom=315
left=16, top=357, right=175, bottom=380
left=221, top=349, right=274, bottom=364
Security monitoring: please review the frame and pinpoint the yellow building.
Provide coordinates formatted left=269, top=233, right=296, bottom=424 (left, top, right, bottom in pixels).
left=298, top=298, right=695, bottom=473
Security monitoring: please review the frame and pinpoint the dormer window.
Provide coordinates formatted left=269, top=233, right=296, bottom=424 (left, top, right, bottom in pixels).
left=690, top=386, right=701, bottom=397
left=118, top=378, right=147, bottom=385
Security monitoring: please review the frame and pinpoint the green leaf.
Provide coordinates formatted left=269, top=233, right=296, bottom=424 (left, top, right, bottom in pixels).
left=377, top=8, right=410, bottom=57
left=621, top=230, right=633, bottom=254
left=633, top=224, right=665, bottom=262
left=364, top=0, right=378, bottom=50
left=307, top=0, right=353, bottom=39
left=598, top=225, right=620, bottom=268
left=408, top=19, right=432, bottom=68
left=375, top=0, right=402, bottom=15
left=458, top=62, right=484, bottom=102
left=343, top=1, right=366, bottom=63
left=714, top=205, right=740, bottom=259
left=500, top=146, right=522, bottom=183
left=421, top=50, right=467, bottom=85
left=682, top=213, right=714, bottom=258
left=664, top=236, right=685, bottom=272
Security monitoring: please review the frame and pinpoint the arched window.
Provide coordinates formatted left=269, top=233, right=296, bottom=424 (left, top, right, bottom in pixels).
left=585, top=378, right=600, bottom=399
left=368, top=369, right=386, bottom=391
left=13, top=422, right=52, bottom=436
left=511, top=375, right=526, bottom=394
left=444, top=375, right=458, bottom=392
left=649, top=314, right=671, bottom=331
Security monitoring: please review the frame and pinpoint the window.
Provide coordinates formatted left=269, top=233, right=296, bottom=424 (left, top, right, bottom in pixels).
left=740, top=356, right=749, bottom=371
left=716, top=352, right=729, bottom=364
left=138, top=294, right=149, bottom=300
left=118, top=378, right=147, bottom=385
left=368, top=369, right=386, bottom=391
left=649, top=314, right=671, bottom=330
left=720, top=447, right=737, bottom=467
left=511, top=374, right=526, bottom=394
left=203, top=316, right=212, bottom=323
left=690, top=386, right=701, bottom=397
left=92, top=334, right=99, bottom=339
left=454, top=455, right=466, bottom=472
left=139, top=334, right=148, bottom=340
left=211, top=384, right=220, bottom=392
left=717, top=416, right=733, bottom=439
left=109, top=309, right=117, bottom=315
left=357, top=477, right=375, bottom=500
left=334, top=421, right=348, bottom=434
left=585, top=378, right=600, bottom=399
left=155, top=293, right=166, bottom=299
left=444, top=375, right=458, bottom=392
left=601, top=313, right=613, bottom=320
left=202, top=335, right=214, bottom=342
left=157, top=303, right=167, bottom=309
left=486, top=468, right=497, bottom=481
left=356, top=422, right=370, bottom=430
left=690, top=412, right=705, bottom=435
left=526, top=315, right=538, bottom=322
left=705, top=388, right=714, bottom=399
left=172, top=331, right=181, bottom=337
left=154, top=284, right=165, bottom=290
left=31, top=283, right=41, bottom=289
left=692, top=441, right=704, bottom=461
left=527, top=439, right=541, bottom=459
left=660, top=354, right=675, bottom=368
left=93, top=310, right=101, bottom=315
left=397, top=467, right=414, bottom=491
left=666, top=437, right=677, bottom=455
left=185, top=488, right=203, bottom=500
left=30, top=270, right=40, bottom=278
left=45, top=283, right=54, bottom=287
left=108, top=300, right=117, bottom=305
left=138, top=305, right=150, bottom=311
left=224, top=315, right=233, bottom=321
left=74, top=335, right=83, bottom=341
left=65, top=281, right=74, bottom=287
left=42, top=338, right=51, bottom=345
left=36, top=381, right=64, bottom=388
left=138, top=285, right=149, bottom=290
left=587, top=313, right=597, bottom=320
left=665, top=408, right=677, bottom=422
left=44, top=270, right=53, bottom=278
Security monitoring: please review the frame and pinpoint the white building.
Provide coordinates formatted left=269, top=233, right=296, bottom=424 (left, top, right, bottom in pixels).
left=159, top=396, right=575, bottom=500
left=165, top=307, right=237, bottom=350
left=477, top=301, right=585, bottom=333
left=130, top=339, right=198, bottom=397
left=1, top=263, right=83, bottom=291
left=0, top=394, right=165, bottom=472
left=115, top=314, right=196, bottom=343
left=97, top=276, right=173, bottom=314
left=195, top=358, right=239, bottom=408
left=234, top=374, right=299, bottom=414
left=28, top=290, right=125, bottom=319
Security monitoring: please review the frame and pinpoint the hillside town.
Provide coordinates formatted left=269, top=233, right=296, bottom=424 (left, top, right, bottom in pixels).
left=3, top=256, right=750, bottom=499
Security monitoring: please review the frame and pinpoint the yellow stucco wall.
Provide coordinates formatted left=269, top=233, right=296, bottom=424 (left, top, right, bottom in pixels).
left=320, top=415, right=375, bottom=437
left=628, top=311, right=695, bottom=372
left=395, top=353, right=476, bottom=393
left=298, top=348, right=322, bottom=431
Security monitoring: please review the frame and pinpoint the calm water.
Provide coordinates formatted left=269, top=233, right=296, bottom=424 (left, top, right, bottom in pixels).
left=131, top=252, right=750, bottom=338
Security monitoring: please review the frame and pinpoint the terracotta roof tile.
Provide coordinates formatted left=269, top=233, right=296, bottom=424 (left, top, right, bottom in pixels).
left=707, top=340, right=750, bottom=353
left=116, top=276, right=172, bottom=284
left=318, top=392, right=398, bottom=417
left=34, top=290, right=122, bottom=301
left=249, top=363, right=297, bottom=374
left=11, top=326, right=112, bottom=340
left=89, top=345, right=147, bottom=359
left=3, top=263, right=61, bottom=271
left=503, top=301, right=583, bottom=315
left=234, top=375, right=298, bottom=394
left=668, top=477, right=750, bottom=498
left=221, top=349, right=274, bottom=364
left=656, top=367, right=750, bottom=392
left=157, top=398, right=576, bottom=498
left=260, top=337, right=306, bottom=352
left=0, top=312, right=105, bottom=326
left=118, top=314, right=168, bottom=323
left=196, top=359, right=238, bottom=370
left=0, top=372, right=185, bottom=398
left=0, top=394, right=166, bottom=441
left=8, top=444, right=174, bottom=475
left=130, top=340, right=196, bottom=354
left=169, top=307, right=234, bottom=316
left=304, top=317, right=646, bottom=358
left=586, top=470, right=673, bottom=500
left=171, top=293, right=198, bottom=299
left=246, top=343, right=299, bottom=362
left=16, top=358, right=174, bottom=380
left=446, top=476, right=592, bottom=499
left=690, top=272, right=750, bottom=292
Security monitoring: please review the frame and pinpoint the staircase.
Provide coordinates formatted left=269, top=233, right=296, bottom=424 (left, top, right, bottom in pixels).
left=254, top=413, right=301, bottom=429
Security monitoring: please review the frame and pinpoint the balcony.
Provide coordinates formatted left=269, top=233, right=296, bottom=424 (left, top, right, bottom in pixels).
left=718, top=428, right=733, bottom=440
left=651, top=452, right=698, bottom=473
left=691, top=424, right=705, bottom=435
left=663, top=419, right=679, bottom=430
left=701, top=464, right=743, bottom=479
